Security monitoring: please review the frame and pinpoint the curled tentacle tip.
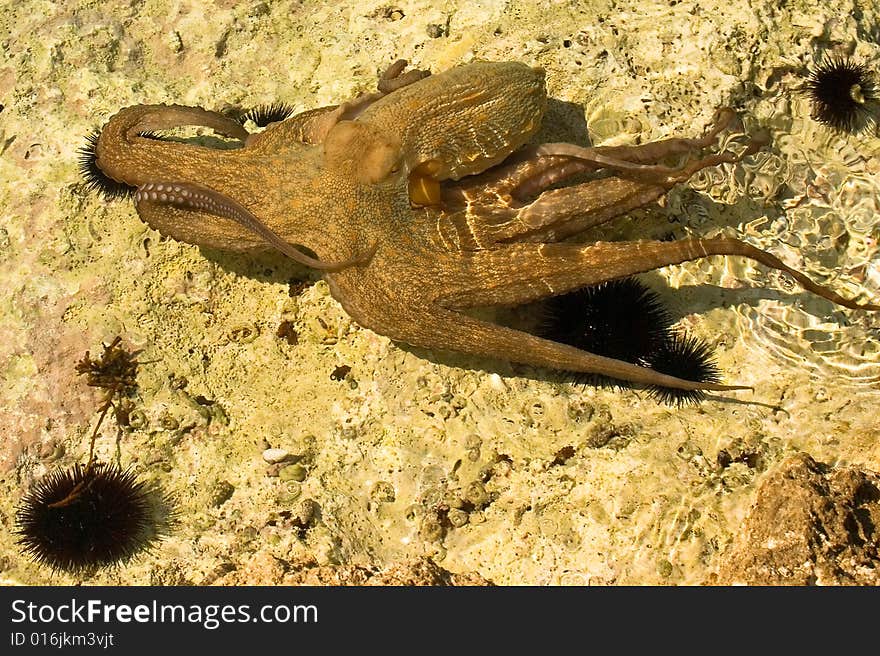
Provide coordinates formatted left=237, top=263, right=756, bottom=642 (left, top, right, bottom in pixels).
left=723, top=384, right=754, bottom=392
left=707, top=107, right=737, bottom=136
left=714, top=107, right=736, bottom=123
left=384, top=59, right=408, bottom=76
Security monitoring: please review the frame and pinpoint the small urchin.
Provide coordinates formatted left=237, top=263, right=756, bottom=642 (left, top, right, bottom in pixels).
left=803, top=55, right=878, bottom=134
left=77, top=129, right=136, bottom=200
left=643, top=333, right=721, bottom=407
left=238, top=102, right=297, bottom=127
left=15, top=462, right=173, bottom=575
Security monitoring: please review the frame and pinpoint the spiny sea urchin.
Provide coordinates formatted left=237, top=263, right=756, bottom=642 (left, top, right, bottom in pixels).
left=538, top=278, right=673, bottom=390
left=541, top=278, right=672, bottom=362
left=538, top=278, right=722, bottom=402
left=238, top=102, right=297, bottom=127
left=15, top=462, right=173, bottom=575
left=643, top=333, right=721, bottom=406
left=77, top=128, right=136, bottom=200
left=803, top=55, right=878, bottom=133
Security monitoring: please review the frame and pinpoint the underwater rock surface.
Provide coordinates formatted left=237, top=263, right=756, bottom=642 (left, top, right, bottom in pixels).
left=1, top=0, right=879, bottom=585
left=715, top=454, right=880, bottom=585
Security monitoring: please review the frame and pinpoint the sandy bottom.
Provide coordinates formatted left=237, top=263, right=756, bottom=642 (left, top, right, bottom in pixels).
left=1, top=0, right=879, bottom=585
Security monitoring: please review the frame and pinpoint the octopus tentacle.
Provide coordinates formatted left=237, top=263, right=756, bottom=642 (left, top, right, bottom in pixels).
left=530, top=128, right=767, bottom=189
left=502, top=177, right=669, bottom=244
left=435, top=117, right=769, bottom=250
left=389, top=302, right=751, bottom=392
left=499, top=142, right=766, bottom=245
left=250, top=60, right=432, bottom=149
left=135, top=182, right=375, bottom=271
left=436, top=237, right=880, bottom=311
left=586, top=107, right=737, bottom=165
left=95, top=105, right=249, bottom=188
left=477, top=108, right=738, bottom=201
left=122, top=105, right=250, bottom=142
left=444, top=107, right=743, bottom=204
left=376, top=59, right=431, bottom=93
left=325, top=276, right=748, bottom=392
left=435, top=176, right=668, bottom=251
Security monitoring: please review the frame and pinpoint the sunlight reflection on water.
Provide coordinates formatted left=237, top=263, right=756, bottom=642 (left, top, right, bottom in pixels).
left=667, top=110, right=880, bottom=390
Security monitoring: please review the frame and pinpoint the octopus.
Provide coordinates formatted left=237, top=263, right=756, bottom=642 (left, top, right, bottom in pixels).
left=87, top=60, right=880, bottom=394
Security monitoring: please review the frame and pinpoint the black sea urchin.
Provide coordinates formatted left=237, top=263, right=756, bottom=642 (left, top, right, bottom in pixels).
left=537, top=279, right=723, bottom=402
left=15, top=463, right=173, bottom=575
left=541, top=278, right=672, bottom=362
left=803, top=55, right=878, bottom=133
left=238, top=102, right=297, bottom=127
left=77, top=129, right=136, bottom=200
left=539, top=278, right=673, bottom=389
left=644, top=333, right=721, bottom=406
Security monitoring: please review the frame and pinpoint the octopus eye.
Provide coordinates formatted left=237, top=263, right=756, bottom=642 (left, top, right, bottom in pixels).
left=408, top=159, right=443, bottom=207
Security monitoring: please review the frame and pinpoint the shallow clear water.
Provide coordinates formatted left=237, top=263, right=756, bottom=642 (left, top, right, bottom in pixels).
left=671, top=96, right=880, bottom=390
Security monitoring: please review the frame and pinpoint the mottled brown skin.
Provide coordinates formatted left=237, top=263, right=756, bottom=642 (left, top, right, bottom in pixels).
left=92, top=61, right=880, bottom=392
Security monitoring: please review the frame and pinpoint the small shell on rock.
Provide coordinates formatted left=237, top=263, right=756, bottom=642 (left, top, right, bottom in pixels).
left=279, top=464, right=307, bottom=482
left=447, top=508, right=469, bottom=528
left=262, top=448, right=289, bottom=464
